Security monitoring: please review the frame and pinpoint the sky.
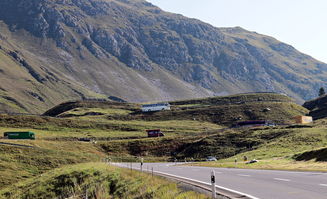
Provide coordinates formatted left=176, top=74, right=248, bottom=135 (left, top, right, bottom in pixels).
left=147, top=0, right=327, bottom=63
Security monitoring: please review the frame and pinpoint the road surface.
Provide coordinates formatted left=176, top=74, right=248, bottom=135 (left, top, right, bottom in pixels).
left=117, top=162, right=327, bottom=199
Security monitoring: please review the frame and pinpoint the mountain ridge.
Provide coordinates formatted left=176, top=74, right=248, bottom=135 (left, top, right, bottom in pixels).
left=0, top=0, right=326, bottom=113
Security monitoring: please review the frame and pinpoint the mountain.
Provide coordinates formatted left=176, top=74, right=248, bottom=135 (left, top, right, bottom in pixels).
left=0, top=0, right=326, bottom=113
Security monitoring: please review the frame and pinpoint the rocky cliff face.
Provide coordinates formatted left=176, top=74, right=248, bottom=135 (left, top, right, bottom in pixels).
left=0, top=0, right=326, bottom=112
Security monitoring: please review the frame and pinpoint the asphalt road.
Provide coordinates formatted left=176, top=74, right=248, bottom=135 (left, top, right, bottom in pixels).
left=117, top=162, right=327, bottom=199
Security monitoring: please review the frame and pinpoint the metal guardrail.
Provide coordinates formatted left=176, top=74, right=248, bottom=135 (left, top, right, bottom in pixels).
left=151, top=170, right=256, bottom=199
left=0, top=141, right=34, bottom=148
left=113, top=163, right=259, bottom=199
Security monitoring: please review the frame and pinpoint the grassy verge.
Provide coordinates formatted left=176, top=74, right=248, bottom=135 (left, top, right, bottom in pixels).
left=0, top=163, right=209, bottom=199
left=190, top=159, right=327, bottom=172
left=188, top=126, right=327, bottom=172
left=0, top=140, right=104, bottom=187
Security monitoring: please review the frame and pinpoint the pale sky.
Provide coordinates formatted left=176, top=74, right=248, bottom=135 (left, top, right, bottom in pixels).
left=147, top=0, right=327, bottom=63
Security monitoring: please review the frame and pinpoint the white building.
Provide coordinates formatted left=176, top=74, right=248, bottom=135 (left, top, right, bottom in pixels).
left=141, top=103, right=171, bottom=112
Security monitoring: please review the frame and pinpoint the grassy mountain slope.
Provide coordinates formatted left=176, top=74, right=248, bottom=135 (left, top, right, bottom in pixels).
left=37, top=93, right=309, bottom=160
left=0, top=93, right=326, bottom=197
left=192, top=124, right=327, bottom=172
left=0, top=163, right=208, bottom=199
left=44, top=93, right=308, bottom=126
left=0, top=0, right=326, bottom=113
left=303, top=94, right=327, bottom=119
left=0, top=30, right=105, bottom=113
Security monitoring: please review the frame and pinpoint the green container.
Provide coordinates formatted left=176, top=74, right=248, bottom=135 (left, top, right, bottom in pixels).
left=4, top=131, right=35, bottom=140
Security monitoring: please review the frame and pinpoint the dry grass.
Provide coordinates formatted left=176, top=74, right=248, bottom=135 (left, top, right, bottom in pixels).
left=0, top=163, right=209, bottom=199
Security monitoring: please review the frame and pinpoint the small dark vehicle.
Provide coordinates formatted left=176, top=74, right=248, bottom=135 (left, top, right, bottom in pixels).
left=78, top=138, right=92, bottom=142
left=246, top=159, right=259, bottom=164
left=146, top=129, right=164, bottom=137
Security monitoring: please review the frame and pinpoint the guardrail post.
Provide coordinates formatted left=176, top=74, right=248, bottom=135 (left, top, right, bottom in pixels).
left=211, top=170, right=216, bottom=199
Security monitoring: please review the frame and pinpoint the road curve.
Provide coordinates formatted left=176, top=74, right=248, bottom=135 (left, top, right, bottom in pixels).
left=116, top=162, right=327, bottom=199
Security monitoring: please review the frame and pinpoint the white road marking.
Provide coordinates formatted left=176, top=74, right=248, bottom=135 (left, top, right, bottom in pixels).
left=153, top=170, right=261, bottom=199
left=238, top=174, right=251, bottom=177
left=319, top=184, right=327, bottom=187
left=215, top=171, right=223, bottom=174
left=274, top=178, right=291, bottom=182
left=192, top=169, right=200, bottom=171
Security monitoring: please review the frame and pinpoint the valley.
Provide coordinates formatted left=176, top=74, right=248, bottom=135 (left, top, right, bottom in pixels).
left=0, top=93, right=326, bottom=198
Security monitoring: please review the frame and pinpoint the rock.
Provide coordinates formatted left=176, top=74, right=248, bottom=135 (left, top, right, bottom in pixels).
left=0, top=0, right=325, bottom=102
left=82, top=38, right=105, bottom=58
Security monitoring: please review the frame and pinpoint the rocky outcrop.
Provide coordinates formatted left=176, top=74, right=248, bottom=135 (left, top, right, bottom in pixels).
left=0, top=0, right=326, bottom=109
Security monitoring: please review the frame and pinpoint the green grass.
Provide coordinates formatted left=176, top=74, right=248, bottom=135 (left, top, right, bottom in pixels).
left=60, top=107, right=133, bottom=117
left=0, top=117, right=222, bottom=140
left=45, top=93, right=308, bottom=127
left=132, top=101, right=308, bottom=126
left=171, top=93, right=293, bottom=104
left=0, top=163, right=209, bottom=199
left=100, top=120, right=222, bottom=136
left=0, top=93, right=325, bottom=196
left=0, top=142, right=103, bottom=187
left=190, top=159, right=327, bottom=172
left=189, top=126, right=327, bottom=171
left=0, top=127, right=145, bottom=140
left=0, top=111, right=222, bottom=189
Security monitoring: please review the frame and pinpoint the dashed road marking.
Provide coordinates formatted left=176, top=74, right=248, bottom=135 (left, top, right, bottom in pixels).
left=274, top=178, right=291, bottom=182
left=319, top=184, right=327, bottom=187
left=238, top=174, right=251, bottom=177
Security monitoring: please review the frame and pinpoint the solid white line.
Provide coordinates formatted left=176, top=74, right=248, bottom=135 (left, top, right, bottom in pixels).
left=319, top=184, right=327, bottom=187
left=238, top=174, right=251, bottom=177
left=154, top=170, right=261, bottom=199
left=274, top=178, right=291, bottom=182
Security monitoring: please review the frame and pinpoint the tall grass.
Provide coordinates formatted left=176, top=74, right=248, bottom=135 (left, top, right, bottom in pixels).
left=0, top=163, right=209, bottom=199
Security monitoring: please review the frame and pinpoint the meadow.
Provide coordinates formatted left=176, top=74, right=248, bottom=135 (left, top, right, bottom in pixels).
left=0, top=93, right=326, bottom=198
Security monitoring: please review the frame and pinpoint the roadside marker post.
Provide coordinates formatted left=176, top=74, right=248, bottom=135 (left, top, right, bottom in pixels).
left=141, top=158, right=144, bottom=172
left=211, top=170, right=216, bottom=199
left=85, top=189, right=88, bottom=199
left=152, top=167, right=154, bottom=177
